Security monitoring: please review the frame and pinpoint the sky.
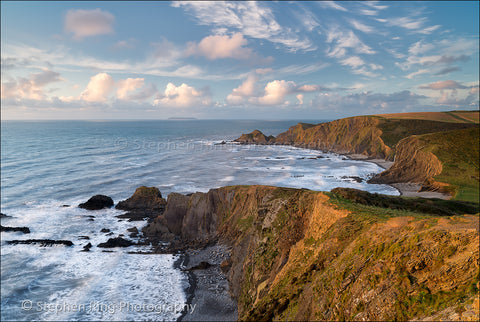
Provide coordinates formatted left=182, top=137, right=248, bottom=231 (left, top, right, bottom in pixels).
left=1, top=1, right=479, bottom=120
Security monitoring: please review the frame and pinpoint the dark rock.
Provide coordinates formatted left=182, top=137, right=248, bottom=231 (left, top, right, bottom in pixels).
left=115, top=186, right=166, bottom=220
left=115, top=212, right=149, bottom=221
left=78, top=195, right=114, bottom=210
left=82, top=242, right=92, bottom=252
left=0, top=213, right=11, bottom=218
left=185, top=261, right=213, bottom=271
left=127, top=227, right=139, bottom=238
left=106, top=232, right=114, bottom=236
left=61, top=205, right=70, bottom=207
left=97, top=237, right=134, bottom=248
left=341, top=176, right=364, bottom=183
left=7, top=239, right=73, bottom=246
left=127, top=227, right=139, bottom=233
left=116, top=186, right=165, bottom=211
left=78, top=236, right=90, bottom=240
left=100, top=228, right=111, bottom=233
left=87, top=218, right=94, bottom=221
left=1, top=225, right=30, bottom=233
left=215, top=141, right=227, bottom=145
left=220, top=259, right=232, bottom=273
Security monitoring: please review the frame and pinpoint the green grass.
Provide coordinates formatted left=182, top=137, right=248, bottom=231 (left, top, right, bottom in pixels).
left=327, top=188, right=479, bottom=218
left=416, top=127, right=480, bottom=202
left=377, top=118, right=478, bottom=148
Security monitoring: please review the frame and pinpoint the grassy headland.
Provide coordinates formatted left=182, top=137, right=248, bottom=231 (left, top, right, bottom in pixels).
left=235, top=110, right=479, bottom=202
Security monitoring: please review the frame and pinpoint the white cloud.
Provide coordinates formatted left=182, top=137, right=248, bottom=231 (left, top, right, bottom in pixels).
left=172, top=1, right=314, bottom=51
left=297, top=84, right=320, bottom=92
left=420, top=25, right=441, bottom=35
left=340, top=56, right=365, bottom=68
left=81, top=73, right=115, bottom=102
left=350, top=20, right=375, bottom=33
left=1, top=69, right=63, bottom=100
left=155, top=83, right=212, bottom=108
left=326, top=27, right=375, bottom=58
left=226, top=74, right=258, bottom=105
left=185, top=33, right=253, bottom=60
left=364, top=1, right=388, bottom=10
left=226, top=76, right=334, bottom=106
left=64, top=9, right=115, bottom=40
left=117, top=78, right=145, bottom=100
left=296, top=94, right=304, bottom=104
left=380, top=15, right=440, bottom=35
left=419, top=80, right=469, bottom=90
left=320, top=1, right=348, bottom=12
left=408, top=41, right=434, bottom=55
left=360, top=9, right=378, bottom=16
left=405, top=69, right=430, bottom=79
left=255, top=80, right=297, bottom=105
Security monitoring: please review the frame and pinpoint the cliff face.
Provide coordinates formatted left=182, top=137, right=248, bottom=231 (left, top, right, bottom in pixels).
left=234, top=130, right=275, bottom=144
left=143, top=185, right=480, bottom=321
left=235, top=117, right=392, bottom=159
left=368, top=136, right=443, bottom=184
left=370, top=127, right=480, bottom=201
left=234, top=114, right=479, bottom=200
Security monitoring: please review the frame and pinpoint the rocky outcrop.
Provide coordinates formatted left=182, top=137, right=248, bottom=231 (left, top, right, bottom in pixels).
left=97, top=237, right=134, bottom=248
left=1, top=225, right=30, bottom=233
left=234, top=130, right=275, bottom=144
left=368, top=136, right=443, bottom=184
left=78, top=195, right=114, bottom=210
left=143, top=185, right=479, bottom=321
left=115, top=186, right=166, bottom=220
left=7, top=239, right=73, bottom=246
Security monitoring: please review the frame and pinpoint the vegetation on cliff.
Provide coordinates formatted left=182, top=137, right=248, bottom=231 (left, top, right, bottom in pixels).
left=235, top=111, right=479, bottom=201
left=142, top=185, right=479, bottom=321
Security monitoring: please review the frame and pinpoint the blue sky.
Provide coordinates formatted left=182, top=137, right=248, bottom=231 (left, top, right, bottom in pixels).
left=1, top=1, right=478, bottom=120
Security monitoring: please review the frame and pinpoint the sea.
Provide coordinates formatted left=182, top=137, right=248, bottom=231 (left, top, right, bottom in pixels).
left=0, top=120, right=399, bottom=321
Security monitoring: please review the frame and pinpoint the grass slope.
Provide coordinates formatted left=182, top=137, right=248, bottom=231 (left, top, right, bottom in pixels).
left=417, top=127, right=480, bottom=202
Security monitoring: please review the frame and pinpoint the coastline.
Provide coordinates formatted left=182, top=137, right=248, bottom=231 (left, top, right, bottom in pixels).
left=348, top=154, right=451, bottom=200
left=178, top=244, right=237, bottom=322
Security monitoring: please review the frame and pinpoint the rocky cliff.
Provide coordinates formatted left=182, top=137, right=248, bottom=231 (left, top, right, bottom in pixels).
left=234, top=112, right=479, bottom=201
left=368, top=135, right=443, bottom=184
left=235, top=117, right=393, bottom=159
left=143, top=185, right=479, bottom=321
left=369, top=127, right=480, bottom=201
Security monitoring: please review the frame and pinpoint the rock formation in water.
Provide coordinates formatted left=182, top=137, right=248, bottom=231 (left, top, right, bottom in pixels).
left=1, top=225, right=30, bottom=233
left=116, top=186, right=166, bottom=221
left=78, top=195, right=114, bottom=210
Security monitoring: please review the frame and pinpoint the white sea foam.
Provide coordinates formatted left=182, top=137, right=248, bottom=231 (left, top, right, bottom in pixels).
left=1, top=120, right=399, bottom=321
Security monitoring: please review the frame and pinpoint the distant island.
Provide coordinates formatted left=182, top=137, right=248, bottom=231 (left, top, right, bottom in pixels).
left=168, top=117, right=198, bottom=120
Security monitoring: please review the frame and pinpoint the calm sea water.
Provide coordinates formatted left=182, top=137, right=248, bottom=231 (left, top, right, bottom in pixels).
left=1, top=120, right=398, bottom=321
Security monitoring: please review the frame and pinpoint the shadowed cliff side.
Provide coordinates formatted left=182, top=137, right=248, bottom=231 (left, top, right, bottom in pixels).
left=142, top=185, right=479, bottom=321
left=369, top=127, right=480, bottom=202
